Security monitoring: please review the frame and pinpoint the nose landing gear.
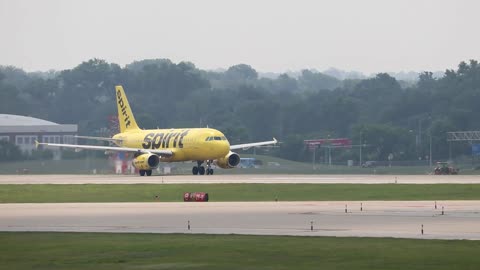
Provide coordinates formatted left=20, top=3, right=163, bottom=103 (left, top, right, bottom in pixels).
left=206, top=160, right=214, bottom=175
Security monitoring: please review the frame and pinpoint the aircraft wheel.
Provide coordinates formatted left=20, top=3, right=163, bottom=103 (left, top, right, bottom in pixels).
left=192, top=166, right=199, bottom=175
left=208, top=168, right=214, bottom=175
left=199, top=166, right=206, bottom=175
left=139, top=170, right=146, bottom=176
left=146, top=170, right=152, bottom=176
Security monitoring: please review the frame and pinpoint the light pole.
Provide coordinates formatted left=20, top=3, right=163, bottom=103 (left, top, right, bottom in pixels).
left=359, top=132, right=362, bottom=167
left=324, top=135, right=331, bottom=166
left=429, top=133, right=432, bottom=167
left=327, top=135, right=332, bottom=166
left=328, top=146, right=332, bottom=166
left=418, top=118, right=422, bottom=147
left=419, top=116, right=432, bottom=161
left=409, top=129, right=415, bottom=161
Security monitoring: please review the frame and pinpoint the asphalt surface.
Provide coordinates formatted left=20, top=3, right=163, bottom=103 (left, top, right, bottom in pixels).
left=1, top=174, right=480, bottom=184
left=1, top=174, right=480, bottom=240
left=1, top=201, right=480, bottom=240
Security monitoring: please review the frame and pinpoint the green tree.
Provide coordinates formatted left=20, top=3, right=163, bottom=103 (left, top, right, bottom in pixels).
left=298, top=69, right=341, bottom=91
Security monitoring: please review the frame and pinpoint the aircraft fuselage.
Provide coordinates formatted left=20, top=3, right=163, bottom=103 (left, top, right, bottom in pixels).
left=113, top=128, right=230, bottom=162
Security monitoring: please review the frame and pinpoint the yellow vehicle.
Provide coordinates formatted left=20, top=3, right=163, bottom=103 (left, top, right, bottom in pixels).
left=37, top=86, right=277, bottom=176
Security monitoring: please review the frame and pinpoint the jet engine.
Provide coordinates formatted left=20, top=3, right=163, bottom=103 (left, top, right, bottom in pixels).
left=214, top=151, right=240, bottom=169
left=132, top=153, right=160, bottom=170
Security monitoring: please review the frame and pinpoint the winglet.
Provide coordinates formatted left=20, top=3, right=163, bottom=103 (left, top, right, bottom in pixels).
left=273, top=137, right=278, bottom=144
left=34, top=140, right=40, bottom=149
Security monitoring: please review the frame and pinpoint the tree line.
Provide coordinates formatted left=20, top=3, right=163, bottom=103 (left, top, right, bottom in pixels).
left=1, top=59, right=479, bottom=163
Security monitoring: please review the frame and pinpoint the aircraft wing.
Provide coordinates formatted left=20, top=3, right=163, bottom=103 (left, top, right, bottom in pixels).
left=230, top=138, right=277, bottom=150
left=75, top=135, right=123, bottom=143
left=36, top=141, right=173, bottom=156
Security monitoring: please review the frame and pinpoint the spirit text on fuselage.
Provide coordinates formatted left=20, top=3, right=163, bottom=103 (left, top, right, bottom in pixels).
left=142, top=130, right=190, bottom=149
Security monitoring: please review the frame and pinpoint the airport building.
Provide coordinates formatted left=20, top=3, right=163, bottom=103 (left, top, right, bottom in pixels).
left=0, top=114, right=78, bottom=159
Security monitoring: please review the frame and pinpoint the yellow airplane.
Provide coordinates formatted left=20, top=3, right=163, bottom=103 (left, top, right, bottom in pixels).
left=37, top=85, right=277, bottom=176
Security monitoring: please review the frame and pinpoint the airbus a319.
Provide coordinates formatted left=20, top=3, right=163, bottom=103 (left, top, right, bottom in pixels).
left=37, top=86, right=277, bottom=176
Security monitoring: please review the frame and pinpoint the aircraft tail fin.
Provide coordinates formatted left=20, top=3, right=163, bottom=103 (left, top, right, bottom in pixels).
left=115, top=85, right=140, bottom=133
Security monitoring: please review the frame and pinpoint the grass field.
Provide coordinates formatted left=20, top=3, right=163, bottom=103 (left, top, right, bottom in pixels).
left=1, top=232, right=479, bottom=270
left=1, top=183, right=480, bottom=203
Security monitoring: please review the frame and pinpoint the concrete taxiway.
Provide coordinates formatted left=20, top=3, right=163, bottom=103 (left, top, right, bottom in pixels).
left=1, top=201, right=480, bottom=240
left=1, top=174, right=480, bottom=184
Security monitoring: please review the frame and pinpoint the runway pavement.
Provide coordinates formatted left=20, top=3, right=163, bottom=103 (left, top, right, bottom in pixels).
left=1, top=174, right=480, bottom=184
left=1, top=201, right=480, bottom=240
left=2, top=174, right=479, bottom=240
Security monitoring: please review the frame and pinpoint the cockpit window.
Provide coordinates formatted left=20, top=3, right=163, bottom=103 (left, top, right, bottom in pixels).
left=206, top=136, right=228, bottom=141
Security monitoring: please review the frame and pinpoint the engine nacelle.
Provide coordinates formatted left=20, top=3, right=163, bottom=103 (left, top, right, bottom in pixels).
left=132, top=153, right=160, bottom=170
left=214, top=151, right=240, bottom=169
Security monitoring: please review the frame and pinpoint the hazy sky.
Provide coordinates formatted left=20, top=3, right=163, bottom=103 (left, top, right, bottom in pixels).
left=1, top=0, right=478, bottom=73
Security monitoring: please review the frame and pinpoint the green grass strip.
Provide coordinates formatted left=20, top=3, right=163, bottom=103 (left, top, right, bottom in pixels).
left=1, top=232, right=479, bottom=270
left=1, top=184, right=480, bottom=203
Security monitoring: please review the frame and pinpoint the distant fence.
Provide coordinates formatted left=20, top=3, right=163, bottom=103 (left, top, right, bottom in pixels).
left=327, top=159, right=475, bottom=167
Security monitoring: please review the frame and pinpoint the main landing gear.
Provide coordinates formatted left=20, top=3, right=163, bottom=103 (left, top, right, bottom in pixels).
left=139, top=170, right=152, bottom=176
left=192, top=160, right=214, bottom=175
